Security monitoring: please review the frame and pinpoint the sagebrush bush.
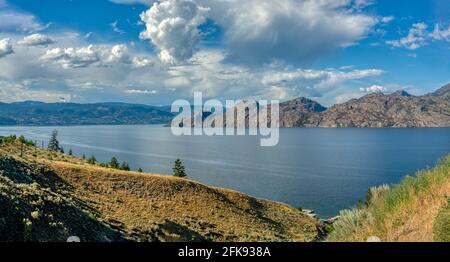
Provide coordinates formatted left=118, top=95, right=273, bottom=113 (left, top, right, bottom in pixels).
left=328, top=154, right=450, bottom=242
left=433, top=199, right=450, bottom=242
left=365, top=184, right=390, bottom=206
left=327, top=209, right=373, bottom=242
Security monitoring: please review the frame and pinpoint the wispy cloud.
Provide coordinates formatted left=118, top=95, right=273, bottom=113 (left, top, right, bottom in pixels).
left=360, top=85, right=386, bottom=93
left=387, top=22, right=450, bottom=50
left=109, top=0, right=154, bottom=5
left=125, top=89, right=158, bottom=94
left=110, top=20, right=126, bottom=34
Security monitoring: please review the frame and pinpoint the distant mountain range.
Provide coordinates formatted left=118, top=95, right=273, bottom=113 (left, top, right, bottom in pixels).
left=0, top=83, right=449, bottom=127
left=279, top=83, right=450, bottom=128
left=0, top=102, right=174, bottom=126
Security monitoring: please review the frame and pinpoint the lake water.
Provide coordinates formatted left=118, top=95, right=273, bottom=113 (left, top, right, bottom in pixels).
left=1, top=126, right=449, bottom=218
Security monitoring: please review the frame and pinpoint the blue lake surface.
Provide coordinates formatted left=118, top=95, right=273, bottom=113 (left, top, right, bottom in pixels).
left=0, top=126, right=449, bottom=218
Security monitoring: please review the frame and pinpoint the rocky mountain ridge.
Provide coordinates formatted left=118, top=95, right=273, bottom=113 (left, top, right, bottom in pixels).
left=1, top=84, right=449, bottom=128
left=279, top=84, right=450, bottom=128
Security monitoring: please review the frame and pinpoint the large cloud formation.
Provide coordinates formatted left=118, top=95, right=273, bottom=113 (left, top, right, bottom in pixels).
left=140, top=0, right=209, bottom=64
left=0, top=38, right=14, bottom=58
left=140, top=0, right=378, bottom=65
left=0, top=0, right=391, bottom=105
left=206, top=0, right=377, bottom=64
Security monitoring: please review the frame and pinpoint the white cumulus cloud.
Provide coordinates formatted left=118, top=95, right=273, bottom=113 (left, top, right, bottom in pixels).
left=132, top=56, right=153, bottom=67
left=0, top=38, right=14, bottom=58
left=41, top=45, right=101, bottom=69
left=18, top=33, right=56, bottom=47
left=40, top=43, right=154, bottom=70
left=139, top=0, right=209, bottom=64
left=138, top=0, right=382, bottom=65
left=107, top=44, right=131, bottom=63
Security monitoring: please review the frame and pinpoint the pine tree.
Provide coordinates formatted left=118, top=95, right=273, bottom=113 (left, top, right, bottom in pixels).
left=68, top=149, right=73, bottom=156
left=48, top=130, right=60, bottom=152
left=109, top=157, right=120, bottom=169
left=138, top=168, right=143, bottom=173
left=87, top=155, right=97, bottom=165
left=173, top=159, right=187, bottom=178
left=120, top=161, right=130, bottom=171
left=82, top=154, right=86, bottom=160
left=60, top=147, right=64, bottom=154
left=18, top=135, right=26, bottom=144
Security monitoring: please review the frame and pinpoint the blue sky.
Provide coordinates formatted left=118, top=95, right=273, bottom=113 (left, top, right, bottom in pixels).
left=0, top=0, right=449, bottom=106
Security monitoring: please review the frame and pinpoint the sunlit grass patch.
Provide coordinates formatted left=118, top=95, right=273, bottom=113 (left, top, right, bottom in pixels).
left=328, top=154, right=450, bottom=242
left=433, top=199, right=450, bottom=242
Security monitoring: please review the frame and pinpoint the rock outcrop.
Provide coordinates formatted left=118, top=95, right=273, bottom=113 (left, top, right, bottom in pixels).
left=279, top=83, right=450, bottom=128
left=279, top=98, right=327, bottom=128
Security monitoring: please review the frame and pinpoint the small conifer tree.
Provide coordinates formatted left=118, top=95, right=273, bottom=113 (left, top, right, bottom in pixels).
left=109, top=157, right=120, bottom=169
left=87, top=155, right=97, bottom=165
left=120, top=161, right=130, bottom=171
left=173, top=159, right=187, bottom=178
left=48, top=130, right=60, bottom=152
left=18, top=135, right=26, bottom=144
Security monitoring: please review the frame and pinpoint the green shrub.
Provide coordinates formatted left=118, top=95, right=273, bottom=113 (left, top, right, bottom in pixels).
left=87, top=212, right=98, bottom=222
left=0, top=135, right=17, bottom=144
left=433, top=199, right=450, bottom=242
left=328, top=209, right=373, bottom=242
left=366, top=185, right=390, bottom=206
left=323, top=223, right=335, bottom=234
left=30, top=210, right=41, bottom=220
left=328, top=154, right=450, bottom=242
left=120, top=162, right=130, bottom=171
left=109, top=157, right=120, bottom=169
left=87, top=155, right=97, bottom=165
left=22, top=218, right=33, bottom=240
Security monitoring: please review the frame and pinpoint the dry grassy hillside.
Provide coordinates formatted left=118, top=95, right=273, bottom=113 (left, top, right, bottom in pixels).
left=0, top=140, right=319, bottom=242
left=328, top=154, right=450, bottom=242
